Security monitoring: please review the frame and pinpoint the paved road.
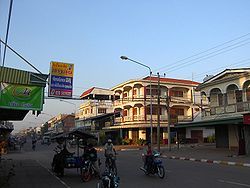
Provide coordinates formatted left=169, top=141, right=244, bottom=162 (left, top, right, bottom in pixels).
left=6, top=140, right=250, bottom=188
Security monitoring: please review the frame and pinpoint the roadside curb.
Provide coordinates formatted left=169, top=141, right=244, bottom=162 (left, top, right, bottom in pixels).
left=161, top=155, right=250, bottom=168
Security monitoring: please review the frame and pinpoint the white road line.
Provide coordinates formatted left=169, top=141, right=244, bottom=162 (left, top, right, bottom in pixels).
left=218, top=179, right=250, bottom=187
left=201, top=159, right=207, bottom=162
left=228, top=162, right=236, bottom=165
left=36, top=160, right=71, bottom=188
left=213, top=160, right=221, bottom=164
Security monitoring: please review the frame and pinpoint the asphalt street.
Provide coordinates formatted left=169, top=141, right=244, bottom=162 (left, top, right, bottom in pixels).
left=5, top=140, right=250, bottom=188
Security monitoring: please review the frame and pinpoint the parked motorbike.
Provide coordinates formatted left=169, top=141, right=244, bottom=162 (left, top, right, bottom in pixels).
left=140, top=151, right=165, bottom=179
left=96, top=170, right=120, bottom=188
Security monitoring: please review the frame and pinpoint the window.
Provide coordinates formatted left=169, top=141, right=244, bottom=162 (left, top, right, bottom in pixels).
left=123, top=110, right=128, bottom=116
left=98, top=108, right=106, bottom=114
left=174, top=108, right=184, bottom=116
left=146, top=88, right=159, bottom=96
left=218, top=93, right=223, bottom=106
left=133, top=89, right=137, bottom=96
left=123, top=92, right=128, bottom=98
left=133, top=108, right=138, bottom=115
left=172, top=90, right=184, bottom=97
left=247, top=88, right=250, bottom=101
left=146, top=106, right=162, bottom=115
left=235, top=90, right=243, bottom=103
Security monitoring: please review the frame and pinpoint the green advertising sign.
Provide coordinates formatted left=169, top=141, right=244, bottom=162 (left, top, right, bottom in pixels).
left=0, top=83, right=43, bottom=110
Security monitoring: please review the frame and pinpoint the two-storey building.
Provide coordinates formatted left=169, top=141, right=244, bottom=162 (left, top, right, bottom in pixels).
left=176, top=68, right=250, bottom=155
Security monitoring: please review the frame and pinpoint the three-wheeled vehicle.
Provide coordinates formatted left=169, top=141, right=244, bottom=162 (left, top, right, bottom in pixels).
left=51, top=128, right=98, bottom=181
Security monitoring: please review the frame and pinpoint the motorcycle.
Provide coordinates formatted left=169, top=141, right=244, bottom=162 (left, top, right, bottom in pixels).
left=140, top=151, right=165, bottom=179
left=81, top=158, right=100, bottom=182
left=97, top=170, right=120, bottom=188
left=105, top=154, right=117, bottom=175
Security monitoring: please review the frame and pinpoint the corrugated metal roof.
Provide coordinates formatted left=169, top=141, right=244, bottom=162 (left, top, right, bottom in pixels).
left=0, top=66, right=48, bottom=86
left=0, top=66, right=30, bottom=84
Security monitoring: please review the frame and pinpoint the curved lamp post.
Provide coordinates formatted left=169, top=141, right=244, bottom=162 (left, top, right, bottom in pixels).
left=120, top=56, right=153, bottom=144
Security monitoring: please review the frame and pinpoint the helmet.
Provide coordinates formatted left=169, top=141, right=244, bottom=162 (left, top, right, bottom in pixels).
left=107, top=139, right=112, bottom=143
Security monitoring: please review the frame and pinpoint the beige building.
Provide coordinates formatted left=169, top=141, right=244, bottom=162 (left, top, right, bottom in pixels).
left=176, top=68, right=250, bottom=155
left=76, top=87, right=114, bottom=131
left=104, top=76, right=200, bottom=144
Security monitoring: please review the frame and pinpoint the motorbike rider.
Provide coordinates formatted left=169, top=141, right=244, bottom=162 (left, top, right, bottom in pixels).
left=83, top=143, right=101, bottom=178
left=144, top=141, right=153, bottom=171
left=104, top=139, right=117, bottom=174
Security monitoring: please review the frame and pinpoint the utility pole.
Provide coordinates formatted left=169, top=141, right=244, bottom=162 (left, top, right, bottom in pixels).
left=166, top=87, right=171, bottom=151
left=157, top=72, right=161, bottom=152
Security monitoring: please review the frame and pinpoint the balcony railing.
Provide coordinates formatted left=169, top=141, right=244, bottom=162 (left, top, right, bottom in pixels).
left=202, top=101, right=250, bottom=117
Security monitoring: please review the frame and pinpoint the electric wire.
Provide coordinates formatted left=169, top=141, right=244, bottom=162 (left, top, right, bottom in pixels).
left=164, top=39, right=250, bottom=73
left=193, top=59, right=250, bottom=78
left=182, top=58, right=250, bottom=80
left=154, top=32, right=250, bottom=73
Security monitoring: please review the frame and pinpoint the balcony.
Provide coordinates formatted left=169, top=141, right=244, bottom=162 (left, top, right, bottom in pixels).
left=170, top=96, right=192, bottom=103
left=202, top=101, right=250, bottom=117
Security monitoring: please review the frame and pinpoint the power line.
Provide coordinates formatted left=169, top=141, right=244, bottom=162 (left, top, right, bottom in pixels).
left=166, top=40, right=250, bottom=73
left=154, top=32, right=250, bottom=73
left=189, top=58, right=250, bottom=80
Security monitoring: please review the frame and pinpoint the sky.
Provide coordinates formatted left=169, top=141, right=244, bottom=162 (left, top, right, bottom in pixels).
left=0, top=0, right=250, bottom=132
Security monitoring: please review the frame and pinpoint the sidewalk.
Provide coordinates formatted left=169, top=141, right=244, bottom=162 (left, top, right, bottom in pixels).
left=0, top=152, right=68, bottom=188
left=159, top=144, right=250, bottom=168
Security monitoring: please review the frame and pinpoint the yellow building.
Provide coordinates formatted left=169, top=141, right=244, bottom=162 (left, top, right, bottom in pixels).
left=104, top=76, right=200, bottom=144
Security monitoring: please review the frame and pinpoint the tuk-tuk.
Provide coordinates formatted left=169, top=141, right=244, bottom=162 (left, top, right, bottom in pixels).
left=51, top=128, right=97, bottom=179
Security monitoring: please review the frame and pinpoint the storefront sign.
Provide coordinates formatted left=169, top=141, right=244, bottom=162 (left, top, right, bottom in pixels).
left=0, top=83, right=43, bottom=110
left=48, top=61, right=74, bottom=98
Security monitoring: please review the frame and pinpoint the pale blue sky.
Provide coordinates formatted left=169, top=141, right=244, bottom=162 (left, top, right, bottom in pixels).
left=1, top=1, right=250, bottom=131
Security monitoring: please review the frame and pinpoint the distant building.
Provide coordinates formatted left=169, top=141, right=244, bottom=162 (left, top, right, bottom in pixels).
left=76, top=87, right=114, bottom=131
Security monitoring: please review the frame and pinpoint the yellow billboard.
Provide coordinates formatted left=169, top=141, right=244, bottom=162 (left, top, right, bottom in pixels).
left=50, top=61, right=74, bottom=77
left=49, top=61, right=74, bottom=98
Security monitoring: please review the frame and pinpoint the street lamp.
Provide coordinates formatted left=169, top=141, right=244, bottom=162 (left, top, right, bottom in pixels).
left=120, top=56, right=153, bottom=144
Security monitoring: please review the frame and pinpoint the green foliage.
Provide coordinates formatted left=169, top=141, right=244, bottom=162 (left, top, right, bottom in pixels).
left=136, top=138, right=145, bottom=146
left=207, top=134, right=215, bottom=143
left=122, top=138, right=131, bottom=145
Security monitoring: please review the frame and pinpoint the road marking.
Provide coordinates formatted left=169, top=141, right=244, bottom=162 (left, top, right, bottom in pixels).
left=228, top=162, right=236, bottom=166
left=201, top=159, right=207, bottom=162
left=243, top=163, right=250, bottom=167
left=218, top=179, right=250, bottom=187
left=213, top=160, right=221, bottom=164
left=36, top=160, right=71, bottom=188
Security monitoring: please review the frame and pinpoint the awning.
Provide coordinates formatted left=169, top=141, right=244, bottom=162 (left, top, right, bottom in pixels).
left=0, top=66, right=48, bottom=87
left=175, top=116, right=243, bottom=128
